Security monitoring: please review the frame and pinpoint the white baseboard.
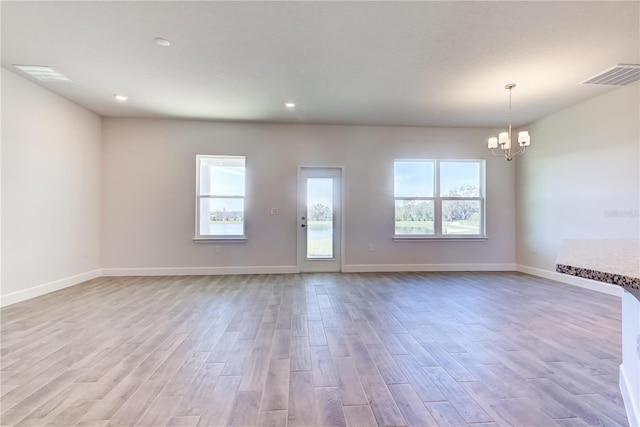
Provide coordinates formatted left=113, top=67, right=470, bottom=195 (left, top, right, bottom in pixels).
left=3, top=263, right=619, bottom=307
left=620, top=364, right=640, bottom=427
left=102, top=265, right=299, bottom=276
left=516, top=264, right=622, bottom=297
left=0, top=269, right=102, bottom=308
left=342, top=263, right=516, bottom=273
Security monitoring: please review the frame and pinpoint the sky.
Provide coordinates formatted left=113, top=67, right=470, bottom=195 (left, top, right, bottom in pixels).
left=307, top=178, right=333, bottom=209
left=395, top=161, right=480, bottom=197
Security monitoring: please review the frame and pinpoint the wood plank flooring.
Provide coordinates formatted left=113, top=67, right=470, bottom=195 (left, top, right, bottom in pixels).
left=0, top=272, right=628, bottom=426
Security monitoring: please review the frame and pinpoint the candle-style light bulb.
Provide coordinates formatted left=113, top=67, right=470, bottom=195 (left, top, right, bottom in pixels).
left=518, top=131, right=530, bottom=146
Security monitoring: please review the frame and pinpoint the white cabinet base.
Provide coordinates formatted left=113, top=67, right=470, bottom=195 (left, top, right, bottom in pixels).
left=621, top=290, right=640, bottom=426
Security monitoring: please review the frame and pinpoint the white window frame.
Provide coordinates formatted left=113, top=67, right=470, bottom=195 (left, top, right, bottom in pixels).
left=194, top=155, right=247, bottom=241
left=393, top=159, right=486, bottom=240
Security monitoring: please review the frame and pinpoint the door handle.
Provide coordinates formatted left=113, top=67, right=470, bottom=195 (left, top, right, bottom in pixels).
left=301, top=224, right=306, bottom=228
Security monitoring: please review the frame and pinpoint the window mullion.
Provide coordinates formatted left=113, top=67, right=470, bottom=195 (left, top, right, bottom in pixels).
left=434, top=160, right=442, bottom=237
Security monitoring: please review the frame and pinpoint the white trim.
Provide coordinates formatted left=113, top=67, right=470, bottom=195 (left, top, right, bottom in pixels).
left=102, top=266, right=298, bottom=277
left=297, top=166, right=344, bottom=273
left=0, top=269, right=102, bottom=307
left=620, top=363, right=640, bottom=427
left=193, top=237, right=247, bottom=243
left=3, top=263, right=623, bottom=307
left=195, top=154, right=247, bottom=240
left=516, top=264, right=623, bottom=297
left=393, top=236, right=488, bottom=241
left=342, top=263, right=516, bottom=273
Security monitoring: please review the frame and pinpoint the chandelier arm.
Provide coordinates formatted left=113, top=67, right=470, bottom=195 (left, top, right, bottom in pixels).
left=512, top=146, right=527, bottom=156
left=490, top=148, right=514, bottom=161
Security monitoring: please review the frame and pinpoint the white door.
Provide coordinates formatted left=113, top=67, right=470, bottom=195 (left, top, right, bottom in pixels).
left=298, top=167, right=342, bottom=272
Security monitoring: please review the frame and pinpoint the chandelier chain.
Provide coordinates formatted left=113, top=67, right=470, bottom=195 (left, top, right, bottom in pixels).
left=508, top=86, right=513, bottom=144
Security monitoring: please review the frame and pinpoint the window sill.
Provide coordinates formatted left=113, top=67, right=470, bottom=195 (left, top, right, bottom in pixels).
left=393, top=236, right=487, bottom=242
left=193, top=237, right=247, bottom=243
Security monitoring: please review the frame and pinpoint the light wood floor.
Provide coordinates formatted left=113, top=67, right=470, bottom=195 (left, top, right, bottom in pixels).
left=0, top=272, right=628, bottom=427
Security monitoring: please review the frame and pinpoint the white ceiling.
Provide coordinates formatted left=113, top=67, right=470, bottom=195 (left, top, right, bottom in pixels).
left=2, top=1, right=638, bottom=127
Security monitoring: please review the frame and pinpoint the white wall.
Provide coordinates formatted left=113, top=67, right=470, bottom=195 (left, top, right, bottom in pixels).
left=101, top=119, right=516, bottom=273
left=1, top=68, right=102, bottom=305
left=516, top=83, right=640, bottom=273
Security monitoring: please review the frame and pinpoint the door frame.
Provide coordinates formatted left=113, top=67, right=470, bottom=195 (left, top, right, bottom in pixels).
left=297, top=165, right=345, bottom=273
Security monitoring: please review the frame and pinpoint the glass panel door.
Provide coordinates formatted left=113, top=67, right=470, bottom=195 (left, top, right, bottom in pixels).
left=298, top=168, right=342, bottom=272
left=306, top=178, right=334, bottom=259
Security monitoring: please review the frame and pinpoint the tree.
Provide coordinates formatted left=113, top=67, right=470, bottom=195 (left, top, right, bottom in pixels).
left=397, top=200, right=433, bottom=222
left=443, top=185, right=479, bottom=222
left=400, top=200, right=416, bottom=221
left=446, top=185, right=478, bottom=197
left=310, top=203, right=332, bottom=221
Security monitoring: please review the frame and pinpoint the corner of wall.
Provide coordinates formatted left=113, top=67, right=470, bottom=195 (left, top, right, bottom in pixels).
left=0, top=269, right=103, bottom=307
left=515, top=83, right=639, bottom=285
left=516, top=264, right=622, bottom=297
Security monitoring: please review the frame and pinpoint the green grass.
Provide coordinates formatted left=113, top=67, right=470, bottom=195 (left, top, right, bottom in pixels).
left=306, top=220, right=333, bottom=257
left=394, top=221, right=434, bottom=228
left=307, top=239, right=333, bottom=258
left=443, top=219, right=480, bottom=234
left=395, top=219, right=480, bottom=235
left=307, top=220, right=332, bottom=226
left=395, top=220, right=434, bottom=234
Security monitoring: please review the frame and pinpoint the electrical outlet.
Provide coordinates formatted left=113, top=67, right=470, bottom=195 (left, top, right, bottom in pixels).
left=271, top=208, right=279, bottom=215
left=368, top=244, right=374, bottom=252
left=215, top=245, right=221, bottom=254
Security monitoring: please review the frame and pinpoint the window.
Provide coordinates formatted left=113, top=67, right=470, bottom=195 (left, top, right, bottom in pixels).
left=394, top=159, right=485, bottom=238
left=195, top=155, right=246, bottom=240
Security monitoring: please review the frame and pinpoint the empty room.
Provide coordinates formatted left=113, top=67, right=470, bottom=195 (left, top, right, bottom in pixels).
left=1, top=1, right=639, bottom=426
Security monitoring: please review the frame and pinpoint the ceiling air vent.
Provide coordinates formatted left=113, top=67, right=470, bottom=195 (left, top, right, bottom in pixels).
left=13, top=65, right=72, bottom=82
left=581, top=64, right=640, bottom=86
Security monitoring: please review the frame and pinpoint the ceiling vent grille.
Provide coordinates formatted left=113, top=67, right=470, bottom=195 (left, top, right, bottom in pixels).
left=581, top=64, right=640, bottom=86
left=13, top=65, right=72, bottom=82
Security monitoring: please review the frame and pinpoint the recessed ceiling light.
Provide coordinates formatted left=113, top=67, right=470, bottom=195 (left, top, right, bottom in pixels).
left=114, top=94, right=129, bottom=102
left=13, top=65, right=72, bottom=82
left=284, top=103, right=296, bottom=109
left=154, top=37, right=171, bottom=47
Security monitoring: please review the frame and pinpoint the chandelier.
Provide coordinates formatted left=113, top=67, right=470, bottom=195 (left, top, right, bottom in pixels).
left=487, top=83, right=530, bottom=161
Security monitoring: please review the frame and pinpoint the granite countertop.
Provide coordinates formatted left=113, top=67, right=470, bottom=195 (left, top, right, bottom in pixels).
left=556, top=239, right=640, bottom=290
